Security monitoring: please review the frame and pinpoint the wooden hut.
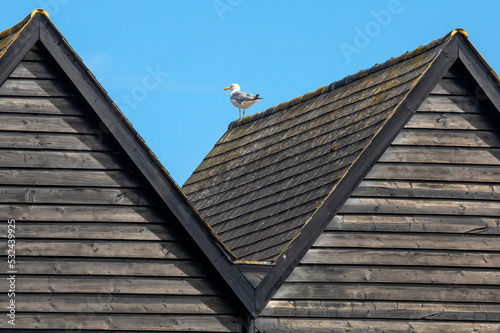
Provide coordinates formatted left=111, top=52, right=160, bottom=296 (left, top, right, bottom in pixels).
left=1, top=9, right=499, bottom=332
left=0, top=10, right=249, bottom=332
left=184, top=29, right=500, bottom=331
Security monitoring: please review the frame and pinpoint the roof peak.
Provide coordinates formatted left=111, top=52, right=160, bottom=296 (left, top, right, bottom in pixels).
left=228, top=28, right=466, bottom=130
left=451, top=28, right=468, bottom=38
left=0, top=8, right=50, bottom=42
left=31, top=8, right=50, bottom=19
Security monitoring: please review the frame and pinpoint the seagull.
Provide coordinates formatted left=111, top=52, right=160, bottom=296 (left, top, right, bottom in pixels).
left=224, top=83, right=262, bottom=120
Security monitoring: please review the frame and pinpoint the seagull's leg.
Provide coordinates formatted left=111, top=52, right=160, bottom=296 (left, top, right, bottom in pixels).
left=243, top=109, right=245, bottom=118
left=239, top=108, right=241, bottom=119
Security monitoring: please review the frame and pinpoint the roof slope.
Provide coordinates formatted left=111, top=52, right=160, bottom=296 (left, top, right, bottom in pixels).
left=182, top=30, right=463, bottom=262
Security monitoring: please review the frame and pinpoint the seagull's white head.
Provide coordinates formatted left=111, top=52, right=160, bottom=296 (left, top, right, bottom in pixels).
left=224, top=83, right=240, bottom=92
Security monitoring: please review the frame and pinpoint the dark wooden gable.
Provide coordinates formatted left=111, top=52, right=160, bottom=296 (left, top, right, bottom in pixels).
left=0, top=11, right=249, bottom=331
left=256, top=54, right=500, bottom=331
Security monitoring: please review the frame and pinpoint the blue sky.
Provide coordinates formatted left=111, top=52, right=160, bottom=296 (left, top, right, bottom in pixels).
left=2, top=1, right=500, bottom=185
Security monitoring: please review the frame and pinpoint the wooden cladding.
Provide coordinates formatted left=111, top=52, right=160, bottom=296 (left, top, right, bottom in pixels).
left=259, top=63, right=500, bottom=330
left=0, top=46, right=242, bottom=331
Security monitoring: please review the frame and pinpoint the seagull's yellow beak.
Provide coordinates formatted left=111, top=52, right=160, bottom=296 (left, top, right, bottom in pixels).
left=224, top=87, right=230, bottom=90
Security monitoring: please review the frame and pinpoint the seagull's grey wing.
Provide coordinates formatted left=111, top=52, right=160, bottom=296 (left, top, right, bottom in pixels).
left=231, top=91, right=259, bottom=103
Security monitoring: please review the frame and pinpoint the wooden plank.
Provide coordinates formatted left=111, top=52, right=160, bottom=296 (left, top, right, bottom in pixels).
left=13, top=294, right=236, bottom=314
left=0, top=314, right=242, bottom=332
left=430, top=78, right=472, bottom=95
left=0, top=205, right=163, bottom=222
left=0, top=114, right=95, bottom=133
left=9, top=61, right=60, bottom=79
left=0, top=187, right=153, bottom=205
left=262, top=300, right=500, bottom=320
left=256, top=318, right=500, bottom=332
left=301, top=249, right=500, bottom=267
left=0, top=276, right=223, bottom=295
left=0, top=96, right=86, bottom=115
left=0, top=132, right=114, bottom=151
left=314, top=232, right=500, bottom=251
left=274, top=283, right=500, bottom=302
left=340, top=198, right=500, bottom=216
left=366, top=164, right=500, bottom=183
left=6, top=258, right=207, bottom=277
left=286, top=266, right=500, bottom=284
left=0, top=150, right=126, bottom=169
left=0, top=240, right=196, bottom=259
left=393, top=129, right=500, bottom=147
left=405, top=113, right=497, bottom=130
left=0, top=169, right=141, bottom=187
left=351, top=180, right=500, bottom=201
left=0, top=223, right=180, bottom=241
left=379, top=146, right=500, bottom=165
left=417, top=95, right=483, bottom=113
left=0, top=79, right=70, bottom=97
left=22, top=49, right=46, bottom=61
left=328, top=215, right=500, bottom=234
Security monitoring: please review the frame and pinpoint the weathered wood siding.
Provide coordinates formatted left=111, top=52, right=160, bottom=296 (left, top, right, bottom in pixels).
left=0, top=45, right=242, bottom=332
left=257, top=63, right=500, bottom=331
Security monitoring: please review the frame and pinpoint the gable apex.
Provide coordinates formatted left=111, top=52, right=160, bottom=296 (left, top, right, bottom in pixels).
left=451, top=28, right=468, bottom=37
left=31, top=8, right=50, bottom=19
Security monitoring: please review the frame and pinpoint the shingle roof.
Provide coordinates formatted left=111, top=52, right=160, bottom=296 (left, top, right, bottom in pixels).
left=182, top=29, right=467, bottom=262
left=0, top=10, right=38, bottom=58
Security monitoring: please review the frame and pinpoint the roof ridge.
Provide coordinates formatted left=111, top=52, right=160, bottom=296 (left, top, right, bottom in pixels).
left=0, top=9, right=51, bottom=61
left=228, top=29, right=466, bottom=130
left=0, top=14, right=30, bottom=41
left=0, top=9, right=48, bottom=41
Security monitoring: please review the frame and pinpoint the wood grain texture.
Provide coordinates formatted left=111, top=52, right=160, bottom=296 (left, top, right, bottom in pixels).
left=351, top=180, right=500, bottom=200
left=9, top=258, right=207, bottom=277
left=0, top=38, right=244, bottom=331
left=0, top=79, right=70, bottom=97
left=0, top=169, right=141, bottom=187
left=0, top=114, right=95, bottom=133
left=274, top=283, right=500, bottom=302
left=13, top=294, right=236, bottom=314
left=9, top=61, right=60, bottom=79
left=301, top=249, right=500, bottom=267
left=286, top=266, right=500, bottom=284
left=0, top=240, right=197, bottom=258
left=0, top=150, right=126, bottom=169
left=0, top=97, right=86, bottom=115
left=0, top=132, right=113, bottom=150
left=0, top=275, right=225, bottom=295
left=261, top=61, right=500, bottom=330
left=256, top=318, right=500, bottom=332
left=262, top=300, right=500, bottom=320
left=0, top=222, right=179, bottom=240
left=0, top=314, right=242, bottom=332
left=0, top=187, right=152, bottom=205
left=327, top=215, right=500, bottom=234
left=392, top=129, right=500, bottom=147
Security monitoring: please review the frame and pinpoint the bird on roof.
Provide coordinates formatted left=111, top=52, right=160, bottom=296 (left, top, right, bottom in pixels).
left=224, top=83, right=262, bottom=120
